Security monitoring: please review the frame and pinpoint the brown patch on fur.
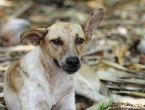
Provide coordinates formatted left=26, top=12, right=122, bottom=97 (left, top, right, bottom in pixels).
left=40, top=57, right=52, bottom=78
left=63, top=24, right=72, bottom=32
left=7, top=60, right=25, bottom=92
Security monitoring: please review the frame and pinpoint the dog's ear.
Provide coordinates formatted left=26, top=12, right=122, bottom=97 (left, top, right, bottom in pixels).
left=20, top=28, right=48, bottom=46
left=81, top=8, right=104, bottom=41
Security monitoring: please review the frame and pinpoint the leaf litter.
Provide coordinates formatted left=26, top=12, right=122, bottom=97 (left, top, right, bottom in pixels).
left=1, top=0, right=145, bottom=109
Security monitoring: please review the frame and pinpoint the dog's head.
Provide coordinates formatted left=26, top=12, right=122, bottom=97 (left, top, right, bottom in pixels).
left=21, top=8, right=104, bottom=74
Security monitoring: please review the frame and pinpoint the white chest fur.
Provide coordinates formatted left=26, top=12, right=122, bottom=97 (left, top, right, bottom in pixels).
left=22, top=46, right=74, bottom=105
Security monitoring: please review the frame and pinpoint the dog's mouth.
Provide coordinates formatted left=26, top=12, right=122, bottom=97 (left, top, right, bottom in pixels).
left=53, top=58, right=81, bottom=74
left=53, top=59, right=60, bottom=68
left=62, top=64, right=81, bottom=74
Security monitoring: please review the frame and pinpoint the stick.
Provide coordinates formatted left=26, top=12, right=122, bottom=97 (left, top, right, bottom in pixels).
left=100, top=76, right=145, bottom=85
left=10, top=1, right=33, bottom=18
left=83, top=46, right=111, bottom=56
left=0, top=45, right=35, bottom=52
left=0, top=67, right=7, bottom=71
left=112, top=91, right=145, bottom=98
left=100, top=60, right=141, bottom=75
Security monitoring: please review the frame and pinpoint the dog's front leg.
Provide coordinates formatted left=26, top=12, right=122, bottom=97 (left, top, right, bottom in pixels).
left=52, top=91, right=76, bottom=110
left=75, top=78, right=110, bottom=110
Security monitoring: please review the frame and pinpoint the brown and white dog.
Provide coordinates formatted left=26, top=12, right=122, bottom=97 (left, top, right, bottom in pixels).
left=4, top=8, right=106, bottom=110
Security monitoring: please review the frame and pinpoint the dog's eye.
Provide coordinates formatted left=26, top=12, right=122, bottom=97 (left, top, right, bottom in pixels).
left=76, top=38, right=84, bottom=45
left=51, top=39, right=63, bottom=46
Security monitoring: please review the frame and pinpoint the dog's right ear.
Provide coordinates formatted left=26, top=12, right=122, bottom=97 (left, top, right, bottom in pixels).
left=21, top=28, right=48, bottom=46
left=81, top=8, right=104, bottom=41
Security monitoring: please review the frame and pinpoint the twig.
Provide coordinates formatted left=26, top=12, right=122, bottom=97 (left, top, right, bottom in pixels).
left=106, top=85, right=143, bottom=91
left=83, top=45, right=111, bottom=56
left=0, top=67, right=7, bottom=71
left=100, top=60, right=141, bottom=75
left=100, top=76, right=145, bottom=85
left=0, top=45, right=35, bottom=52
left=107, top=107, right=145, bottom=110
left=112, top=91, right=145, bottom=98
left=10, top=1, right=33, bottom=18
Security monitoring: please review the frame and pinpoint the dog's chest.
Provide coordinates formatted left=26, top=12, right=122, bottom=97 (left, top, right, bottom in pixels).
left=34, top=70, right=73, bottom=103
left=23, top=71, right=73, bottom=108
left=49, top=72, right=73, bottom=99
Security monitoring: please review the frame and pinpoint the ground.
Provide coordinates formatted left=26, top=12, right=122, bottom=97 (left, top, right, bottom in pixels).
left=1, top=0, right=145, bottom=110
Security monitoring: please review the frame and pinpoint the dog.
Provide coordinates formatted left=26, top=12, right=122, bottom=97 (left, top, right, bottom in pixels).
left=3, top=8, right=104, bottom=110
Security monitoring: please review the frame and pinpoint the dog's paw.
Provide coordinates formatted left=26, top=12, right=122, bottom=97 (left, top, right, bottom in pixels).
left=85, top=97, right=111, bottom=110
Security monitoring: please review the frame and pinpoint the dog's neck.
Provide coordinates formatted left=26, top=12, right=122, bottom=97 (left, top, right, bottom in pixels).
left=39, top=47, right=62, bottom=74
left=23, top=46, right=70, bottom=78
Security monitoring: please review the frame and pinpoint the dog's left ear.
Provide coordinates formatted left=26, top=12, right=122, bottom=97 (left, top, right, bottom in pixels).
left=81, top=8, right=104, bottom=41
left=21, top=28, right=48, bottom=46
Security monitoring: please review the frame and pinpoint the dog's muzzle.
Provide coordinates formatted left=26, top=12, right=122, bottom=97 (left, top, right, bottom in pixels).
left=62, top=57, right=81, bottom=74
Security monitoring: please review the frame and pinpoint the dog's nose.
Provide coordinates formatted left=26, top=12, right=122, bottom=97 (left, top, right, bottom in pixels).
left=66, top=57, right=80, bottom=68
